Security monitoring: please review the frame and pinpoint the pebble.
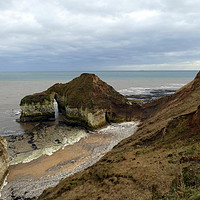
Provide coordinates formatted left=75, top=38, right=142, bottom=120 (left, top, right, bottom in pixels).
left=1, top=121, right=139, bottom=200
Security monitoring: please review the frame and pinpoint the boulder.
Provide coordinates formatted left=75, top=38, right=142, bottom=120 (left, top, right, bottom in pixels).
left=19, top=73, right=142, bottom=129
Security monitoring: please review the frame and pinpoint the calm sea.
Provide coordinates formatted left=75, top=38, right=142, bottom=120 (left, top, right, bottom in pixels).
left=0, top=71, right=198, bottom=136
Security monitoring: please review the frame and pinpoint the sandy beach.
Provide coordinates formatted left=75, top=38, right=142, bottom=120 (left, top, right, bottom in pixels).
left=1, top=122, right=139, bottom=200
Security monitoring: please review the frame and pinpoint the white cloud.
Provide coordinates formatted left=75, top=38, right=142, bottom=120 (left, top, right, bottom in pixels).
left=0, top=0, right=200, bottom=71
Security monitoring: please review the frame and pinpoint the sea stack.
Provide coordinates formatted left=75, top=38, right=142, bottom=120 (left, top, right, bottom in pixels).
left=20, top=92, right=55, bottom=122
left=19, top=73, right=142, bottom=129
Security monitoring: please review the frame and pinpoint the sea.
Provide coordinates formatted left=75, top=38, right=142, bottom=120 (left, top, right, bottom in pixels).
left=0, top=70, right=198, bottom=137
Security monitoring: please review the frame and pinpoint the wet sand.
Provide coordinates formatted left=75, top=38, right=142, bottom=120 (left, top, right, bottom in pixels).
left=1, top=122, right=139, bottom=200
left=8, top=132, right=111, bottom=181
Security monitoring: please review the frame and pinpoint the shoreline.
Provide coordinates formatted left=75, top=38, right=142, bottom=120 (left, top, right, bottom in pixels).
left=0, top=85, right=184, bottom=138
left=1, top=121, right=139, bottom=200
left=5, top=123, right=89, bottom=166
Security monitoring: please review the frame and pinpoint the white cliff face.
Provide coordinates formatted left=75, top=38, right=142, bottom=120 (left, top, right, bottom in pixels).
left=20, top=102, right=55, bottom=122
left=21, top=103, right=55, bottom=115
left=86, top=109, right=106, bottom=127
left=65, top=106, right=107, bottom=128
left=0, top=137, right=8, bottom=187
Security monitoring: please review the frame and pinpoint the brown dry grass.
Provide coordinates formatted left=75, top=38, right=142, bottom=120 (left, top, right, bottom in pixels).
left=38, top=111, right=200, bottom=200
left=38, top=72, right=200, bottom=200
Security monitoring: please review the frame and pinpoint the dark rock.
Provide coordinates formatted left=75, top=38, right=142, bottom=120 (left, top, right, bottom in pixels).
left=125, top=89, right=177, bottom=104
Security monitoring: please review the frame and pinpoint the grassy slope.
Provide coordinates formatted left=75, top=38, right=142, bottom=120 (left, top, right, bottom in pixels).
left=47, top=73, right=131, bottom=110
left=38, top=72, right=200, bottom=200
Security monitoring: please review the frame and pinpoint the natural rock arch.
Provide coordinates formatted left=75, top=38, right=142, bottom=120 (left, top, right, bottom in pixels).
left=19, top=73, right=142, bottom=129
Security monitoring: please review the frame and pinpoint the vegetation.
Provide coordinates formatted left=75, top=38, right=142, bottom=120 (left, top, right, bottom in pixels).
left=20, top=92, right=54, bottom=106
left=20, top=73, right=142, bottom=128
left=38, top=72, right=200, bottom=200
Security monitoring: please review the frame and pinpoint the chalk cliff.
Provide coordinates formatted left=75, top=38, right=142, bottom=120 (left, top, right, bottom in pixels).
left=20, top=73, right=142, bottom=129
left=0, top=137, right=8, bottom=188
left=20, top=92, right=55, bottom=122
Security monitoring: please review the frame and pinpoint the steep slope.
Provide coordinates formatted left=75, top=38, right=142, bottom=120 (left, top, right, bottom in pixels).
left=20, top=73, right=142, bottom=129
left=0, top=137, right=8, bottom=187
left=143, top=71, right=200, bottom=120
left=38, top=71, right=200, bottom=200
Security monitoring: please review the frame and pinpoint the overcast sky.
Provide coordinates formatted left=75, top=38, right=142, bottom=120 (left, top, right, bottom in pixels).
left=0, top=0, right=200, bottom=71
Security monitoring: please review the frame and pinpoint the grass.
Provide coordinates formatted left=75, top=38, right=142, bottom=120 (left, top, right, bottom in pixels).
left=38, top=105, right=200, bottom=200
left=37, top=72, right=200, bottom=199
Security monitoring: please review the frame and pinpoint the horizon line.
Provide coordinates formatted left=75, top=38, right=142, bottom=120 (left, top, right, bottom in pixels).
left=0, top=69, right=199, bottom=73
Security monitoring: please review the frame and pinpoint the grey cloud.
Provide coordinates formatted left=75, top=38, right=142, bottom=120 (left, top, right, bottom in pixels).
left=0, top=0, right=200, bottom=71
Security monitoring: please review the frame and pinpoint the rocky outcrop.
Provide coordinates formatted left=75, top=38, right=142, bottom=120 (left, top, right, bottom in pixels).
left=38, top=72, right=200, bottom=200
left=20, top=92, right=55, bottom=122
left=0, top=137, right=8, bottom=187
left=20, top=73, right=142, bottom=129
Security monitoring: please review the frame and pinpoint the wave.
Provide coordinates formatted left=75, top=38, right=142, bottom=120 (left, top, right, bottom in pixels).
left=8, top=122, right=139, bottom=166
left=118, top=83, right=186, bottom=96
left=3, top=109, right=21, bottom=117
left=8, top=128, right=88, bottom=165
left=1, top=130, right=24, bottom=137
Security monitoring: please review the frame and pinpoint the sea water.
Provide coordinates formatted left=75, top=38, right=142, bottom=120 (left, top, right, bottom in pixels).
left=0, top=71, right=198, bottom=136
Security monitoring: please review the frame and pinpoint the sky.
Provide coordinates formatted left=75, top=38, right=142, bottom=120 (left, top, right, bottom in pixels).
left=0, top=0, right=200, bottom=71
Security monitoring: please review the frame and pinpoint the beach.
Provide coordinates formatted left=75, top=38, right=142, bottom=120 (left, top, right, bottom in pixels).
left=0, top=71, right=198, bottom=199
left=1, top=122, right=139, bottom=199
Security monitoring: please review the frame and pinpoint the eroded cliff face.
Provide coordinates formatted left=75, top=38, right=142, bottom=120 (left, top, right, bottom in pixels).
left=0, top=137, right=8, bottom=187
left=20, top=92, right=55, bottom=122
left=20, top=73, right=142, bottom=129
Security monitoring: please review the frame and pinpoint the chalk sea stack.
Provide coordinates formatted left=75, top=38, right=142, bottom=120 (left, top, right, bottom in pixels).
left=20, top=92, right=55, bottom=122
left=0, top=137, right=8, bottom=187
left=20, top=73, right=141, bottom=129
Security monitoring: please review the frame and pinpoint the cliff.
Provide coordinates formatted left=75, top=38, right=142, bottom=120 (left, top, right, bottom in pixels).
left=0, top=137, right=8, bottom=188
left=20, top=73, right=142, bottom=129
left=38, top=71, right=200, bottom=200
left=142, top=70, right=200, bottom=120
left=20, top=92, right=55, bottom=122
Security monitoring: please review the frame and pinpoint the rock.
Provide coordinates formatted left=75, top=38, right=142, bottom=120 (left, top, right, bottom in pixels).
left=126, top=89, right=177, bottom=104
left=0, top=137, right=8, bottom=187
left=5, top=124, right=88, bottom=165
left=20, top=92, right=55, bottom=122
left=19, top=73, right=142, bottom=129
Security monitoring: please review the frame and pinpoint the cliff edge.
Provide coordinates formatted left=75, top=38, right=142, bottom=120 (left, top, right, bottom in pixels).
left=38, top=71, right=200, bottom=200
